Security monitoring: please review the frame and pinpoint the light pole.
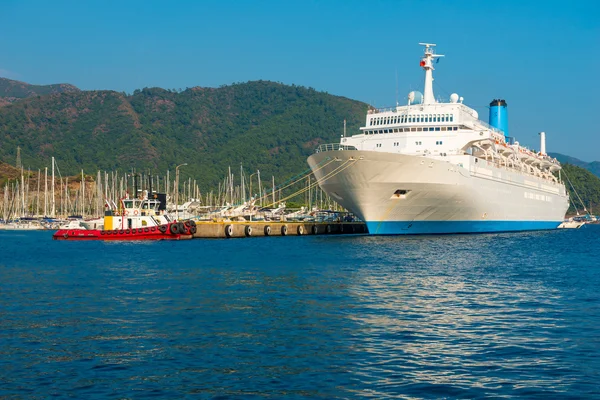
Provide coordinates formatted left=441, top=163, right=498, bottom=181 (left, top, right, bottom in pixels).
left=175, top=163, right=187, bottom=221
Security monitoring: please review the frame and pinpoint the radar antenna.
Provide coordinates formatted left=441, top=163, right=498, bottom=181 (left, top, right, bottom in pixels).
left=418, top=43, right=444, bottom=105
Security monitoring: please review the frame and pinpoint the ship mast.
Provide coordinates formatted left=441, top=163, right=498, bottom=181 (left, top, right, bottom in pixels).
left=419, top=43, right=444, bottom=105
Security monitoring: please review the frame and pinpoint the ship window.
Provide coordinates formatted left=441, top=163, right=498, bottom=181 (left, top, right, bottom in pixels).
left=411, top=128, right=416, bottom=132
left=453, top=127, right=458, bottom=131
left=450, top=115, right=454, bottom=121
left=441, top=127, right=447, bottom=131
left=435, top=127, right=440, bottom=131
left=417, top=127, right=422, bottom=132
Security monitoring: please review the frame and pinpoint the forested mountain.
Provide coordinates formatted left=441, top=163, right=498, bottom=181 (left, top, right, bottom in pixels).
left=0, top=81, right=367, bottom=189
left=549, top=152, right=600, bottom=179
left=0, top=77, right=79, bottom=106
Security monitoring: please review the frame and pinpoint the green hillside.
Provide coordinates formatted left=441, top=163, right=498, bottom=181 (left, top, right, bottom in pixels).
left=561, top=163, right=600, bottom=215
left=0, top=81, right=367, bottom=190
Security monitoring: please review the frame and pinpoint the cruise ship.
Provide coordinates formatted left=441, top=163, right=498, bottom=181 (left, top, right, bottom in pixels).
left=307, top=43, right=569, bottom=235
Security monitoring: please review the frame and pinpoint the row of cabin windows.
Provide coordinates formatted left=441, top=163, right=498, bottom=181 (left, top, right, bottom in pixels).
left=375, top=140, right=441, bottom=147
left=369, top=114, right=454, bottom=126
left=365, top=126, right=459, bottom=135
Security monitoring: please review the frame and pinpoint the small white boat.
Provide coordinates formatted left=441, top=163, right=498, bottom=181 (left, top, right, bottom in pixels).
left=0, top=218, right=46, bottom=230
left=558, top=218, right=586, bottom=229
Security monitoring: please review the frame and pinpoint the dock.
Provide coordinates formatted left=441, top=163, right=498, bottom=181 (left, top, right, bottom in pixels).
left=191, top=221, right=367, bottom=238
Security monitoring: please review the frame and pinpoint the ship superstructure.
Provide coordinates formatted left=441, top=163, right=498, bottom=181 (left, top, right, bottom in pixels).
left=307, top=43, right=569, bottom=234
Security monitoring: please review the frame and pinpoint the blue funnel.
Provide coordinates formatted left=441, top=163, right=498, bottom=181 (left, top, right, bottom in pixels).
left=489, top=99, right=508, bottom=138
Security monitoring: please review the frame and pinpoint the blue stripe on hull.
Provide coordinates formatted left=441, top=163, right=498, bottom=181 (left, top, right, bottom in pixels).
left=366, top=220, right=561, bottom=235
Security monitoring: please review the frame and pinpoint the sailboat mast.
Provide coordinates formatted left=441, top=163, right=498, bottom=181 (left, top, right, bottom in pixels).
left=36, top=169, right=41, bottom=217
left=51, top=157, right=55, bottom=217
left=44, top=167, right=48, bottom=217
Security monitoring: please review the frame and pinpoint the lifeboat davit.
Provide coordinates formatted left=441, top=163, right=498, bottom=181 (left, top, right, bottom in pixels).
left=53, top=220, right=196, bottom=241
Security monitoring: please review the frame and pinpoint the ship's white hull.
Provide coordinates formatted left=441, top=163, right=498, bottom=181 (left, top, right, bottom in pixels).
left=307, top=150, right=569, bottom=235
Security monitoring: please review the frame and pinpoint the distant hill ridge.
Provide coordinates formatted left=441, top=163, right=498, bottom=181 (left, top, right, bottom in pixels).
left=548, top=152, right=600, bottom=179
left=0, top=77, right=79, bottom=106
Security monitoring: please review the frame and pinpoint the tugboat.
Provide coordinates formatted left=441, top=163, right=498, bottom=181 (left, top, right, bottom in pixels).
left=53, top=192, right=196, bottom=241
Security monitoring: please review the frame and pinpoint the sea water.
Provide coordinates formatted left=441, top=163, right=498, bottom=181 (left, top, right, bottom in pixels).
left=1, top=226, right=599, bottom=399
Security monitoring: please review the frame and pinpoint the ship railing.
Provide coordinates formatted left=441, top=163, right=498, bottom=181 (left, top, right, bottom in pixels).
left=367, top=106, right=398, bottom=114
left=459, top=111, right=505, bottom=136
left=315, top=144, right=358, bottom=153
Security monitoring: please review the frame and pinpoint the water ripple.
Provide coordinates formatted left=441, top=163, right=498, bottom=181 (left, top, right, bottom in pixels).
left=0, top=227, right=599, bottom=398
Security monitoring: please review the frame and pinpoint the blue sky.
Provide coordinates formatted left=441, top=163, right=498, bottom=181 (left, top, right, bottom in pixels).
left=1, top=0, right=599, bottom=161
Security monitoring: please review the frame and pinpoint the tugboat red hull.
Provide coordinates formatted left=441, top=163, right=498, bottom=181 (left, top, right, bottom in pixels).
left=53, top=221, right=196, bottom=241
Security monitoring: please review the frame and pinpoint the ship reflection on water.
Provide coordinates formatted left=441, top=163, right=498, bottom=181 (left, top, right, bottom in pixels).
left=341, top=232, right=580, bottom=395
